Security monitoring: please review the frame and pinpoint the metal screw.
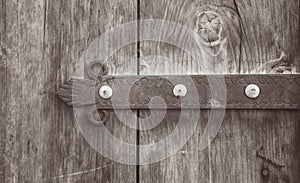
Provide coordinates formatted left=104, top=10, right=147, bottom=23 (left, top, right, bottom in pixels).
left=99, top=85, right=113, bottom=99
left=262, top=168, right=269, bottom=177
left=245, top=84, right=260, bottom=99
left=173, top=84, right=187, bottom=97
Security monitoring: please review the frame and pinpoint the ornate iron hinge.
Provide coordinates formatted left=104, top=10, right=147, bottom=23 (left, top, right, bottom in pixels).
left=57, top=63, right=300, bottom=110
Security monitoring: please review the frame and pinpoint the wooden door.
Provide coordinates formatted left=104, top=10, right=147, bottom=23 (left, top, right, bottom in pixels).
left=1, top=0, right=299, bottom=183
left=1, top=0, right=137, bottom=182
left=138, top=1, right=300, bottom=183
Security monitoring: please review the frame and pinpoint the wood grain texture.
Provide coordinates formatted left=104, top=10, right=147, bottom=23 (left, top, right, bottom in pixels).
left=1, top=0, right=300, bottom=182
left=139, top=0, right=300, bottom=183
left=234, top=0, right=300, bottom=73
left=0, top=0, right=137, bottom=182
left=208, top=110, right=300, bottom=182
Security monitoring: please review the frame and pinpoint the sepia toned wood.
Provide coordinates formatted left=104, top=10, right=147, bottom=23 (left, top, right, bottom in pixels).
left=139, top=0, right=300, bottom=183
left=0, top=0, right=137, bottom=182
left=234, top=0, right=300, bottom=73
left=1, top=0, right=300, bottom=182
left=139, top=1, right=239, bottom=182
left=230, top=1, right=300, bottom=182
left=205, top=110, right=300, bottom=182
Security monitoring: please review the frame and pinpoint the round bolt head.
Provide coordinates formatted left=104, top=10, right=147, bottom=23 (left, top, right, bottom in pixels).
left=173, top=84, right=187, bottom=97
left=245, top=84, right=260, bottom=99
left=99, top=85, right=113, bottom=99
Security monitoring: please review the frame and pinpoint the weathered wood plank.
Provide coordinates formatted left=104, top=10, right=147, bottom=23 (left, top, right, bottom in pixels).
left=1, top=1, right=46, bottom=181
left=0, top=0, right=10, bottom=181
left=229, top=1, right=300, bottom=182
left=208, top=110, right=300, bottom=182
left=1, top=0, right=299, bottom=182
left=139, top=1, right=240, bottom=182
left=0, top=0, right=137, bottom=182
left=139, top=0, right=300, bottom=182
left=234, top=0, right=300, bottom=73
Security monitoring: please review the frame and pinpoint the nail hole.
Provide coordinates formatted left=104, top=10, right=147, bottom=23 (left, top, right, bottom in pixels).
left=262, top=168, right=269, bottom=177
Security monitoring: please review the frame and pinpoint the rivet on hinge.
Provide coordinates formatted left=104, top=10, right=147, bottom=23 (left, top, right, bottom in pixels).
left=245, top=84, right=260, bottom=99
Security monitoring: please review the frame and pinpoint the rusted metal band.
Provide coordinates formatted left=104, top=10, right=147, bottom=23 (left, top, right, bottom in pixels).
left=57, top=75, right=300, bottom=109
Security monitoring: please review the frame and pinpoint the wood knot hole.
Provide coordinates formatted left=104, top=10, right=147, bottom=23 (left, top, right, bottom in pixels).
left=196, top=11, right=223, bottom=46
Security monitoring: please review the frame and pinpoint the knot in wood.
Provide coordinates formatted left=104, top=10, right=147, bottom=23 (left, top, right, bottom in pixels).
left=196, top=11, right=223, bottom=46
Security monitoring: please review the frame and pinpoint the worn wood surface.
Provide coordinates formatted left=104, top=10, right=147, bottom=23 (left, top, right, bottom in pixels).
left=235, top=0, right=300, bottom=73
left=1, top=0, right=300, bottom=182
left=139, top=0, right=300, bottom=183
left=0, top=0, right=137, bottom=182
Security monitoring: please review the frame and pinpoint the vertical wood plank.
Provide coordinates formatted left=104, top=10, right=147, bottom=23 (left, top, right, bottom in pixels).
left=0, top=0, right=12, bottom=181
left=208, top=110, right=300, bottom=182
left=0, top=0, right=137, bottom=182
left=139, top=0, right=300, bottom=182
left=139, top=0, right=240, bottom=182
left=234, top=0, right=300, bottom=73
left=229, top=1, right=300, bottom=182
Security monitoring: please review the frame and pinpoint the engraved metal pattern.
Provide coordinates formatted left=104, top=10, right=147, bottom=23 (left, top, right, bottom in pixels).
left=57, top=74, right=300, bottom=110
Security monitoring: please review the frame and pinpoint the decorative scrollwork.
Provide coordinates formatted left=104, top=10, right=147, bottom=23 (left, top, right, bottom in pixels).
left=57, top=74, right=300, bottom=122
left=56, top=78, right=98, bottom=106
left=57, top=61, right=109, bottom=125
